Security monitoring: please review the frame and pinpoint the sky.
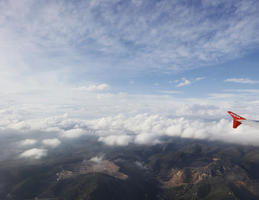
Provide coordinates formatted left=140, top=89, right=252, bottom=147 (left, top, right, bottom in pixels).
left=1, top=0, right=259, bottom=159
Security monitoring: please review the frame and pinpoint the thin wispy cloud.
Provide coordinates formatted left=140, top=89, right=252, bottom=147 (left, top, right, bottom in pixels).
left=175, top=77, right=204, bottom=88
left=0, top=0, right=259, bottom=84
left=225, top=78, right=259, bottom=84
left=159, top=90, right=182, bottom=95
left=209, top=93, right=237, bottom=99
left=0, top=0, right=258, bottom=108
left=195, top=77, right=205, bottom=81
left=225, top=89, right=259, bottom=93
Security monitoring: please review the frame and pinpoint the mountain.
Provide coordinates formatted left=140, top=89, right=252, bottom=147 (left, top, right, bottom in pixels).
left=1, top=137, right=259, bottom=200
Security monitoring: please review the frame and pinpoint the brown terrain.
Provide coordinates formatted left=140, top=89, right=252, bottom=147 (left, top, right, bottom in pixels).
left=162, top=157, right=259, bottom=197
left=3, top=139, right=259, bottom=200
left=57, top=159, right=128, bottom=181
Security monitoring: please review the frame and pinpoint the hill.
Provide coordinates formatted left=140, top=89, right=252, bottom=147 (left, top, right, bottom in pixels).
left=1, top=138, right=259, bottom=200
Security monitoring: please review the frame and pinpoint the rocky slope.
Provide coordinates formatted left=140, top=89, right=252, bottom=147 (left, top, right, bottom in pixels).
left=1, top=138, right=259, bottom=199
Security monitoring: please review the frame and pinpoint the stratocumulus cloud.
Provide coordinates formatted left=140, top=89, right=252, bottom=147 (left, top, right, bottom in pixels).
left=42, top=138, right=61, bottom=148
left=18, top=139, right=37, bottom=146
left=19, top=148, right=48, bottom=159
left=90, top=115, right=259, bottom=146
left=1, top=91, right=259, bottom=149
left=3, top=106, right=259, bottom=149
left=0, top=95, right=258, bottom=161
left=98, top=135, right=133, bottom=146
left=61, top=129, right=86, bottom=138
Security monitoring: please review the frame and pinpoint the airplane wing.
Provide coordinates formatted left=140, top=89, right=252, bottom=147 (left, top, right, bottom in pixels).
left=228, top=111, right=246, bottom=128
left=228, top=111, right=259, bottom=129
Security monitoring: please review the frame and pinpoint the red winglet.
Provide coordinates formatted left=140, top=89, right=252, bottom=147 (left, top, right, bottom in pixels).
left=228, top=111, right=246, bottom=128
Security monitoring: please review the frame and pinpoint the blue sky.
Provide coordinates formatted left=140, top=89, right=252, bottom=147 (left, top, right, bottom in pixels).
left=1, top=0, right=259, bottom=97
left=1, top=0, right=259, bottom=156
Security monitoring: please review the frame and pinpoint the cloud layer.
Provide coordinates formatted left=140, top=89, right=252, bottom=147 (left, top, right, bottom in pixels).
left=0, top=89, right=258, bottom=161
left=7, top=109, right=259, bottom=153
left=1, top=91, right=259, bottom=155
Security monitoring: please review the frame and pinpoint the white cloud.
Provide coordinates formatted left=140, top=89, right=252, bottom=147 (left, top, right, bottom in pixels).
left=42, top=138, right=61, bottom=148
left=1, top=90, right=259, bottom=152
left=90, top=155, right=104, bottom=163
left=195, top=77, right=205, bottom=81
left=134, top=133, right=161, bottom=145
left=93, top=114, right=259, bottom=146
left=19, top=148, right=47, bottom=159
left=176, top=77, right=204, bottom=88
left=76, top=84, right=110, bottom=92
left=209, top=93, right=236, bottom=99
left=18, top=139, right=37, bottom=146
left=61, top=128, right=85, bottom=138
left=8, top=121, right=31, bottom=131
left=159, top=90, right=181, bottom=95
left=176, top=78, right=191, bottom=87
left=225, top=78, right=259, bottom=84
left=7, top=110, right=259, bottom=147
left=225, top=89, right=259, bottom=94
left=98, top=135, right=133, bottom=146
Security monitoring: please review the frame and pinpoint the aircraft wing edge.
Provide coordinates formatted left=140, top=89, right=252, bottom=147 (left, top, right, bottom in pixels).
left=227, top=111, right=246, bottom=129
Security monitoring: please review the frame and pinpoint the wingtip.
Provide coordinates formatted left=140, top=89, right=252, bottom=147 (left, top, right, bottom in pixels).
left=227, top=111, right=246, bottom=128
